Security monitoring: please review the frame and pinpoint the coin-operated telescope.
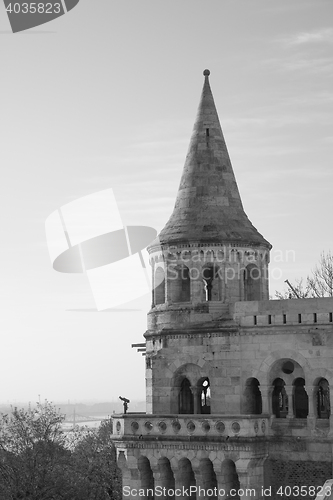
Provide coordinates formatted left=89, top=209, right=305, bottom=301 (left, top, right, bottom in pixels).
left=119, top=396, right=130, bottom=414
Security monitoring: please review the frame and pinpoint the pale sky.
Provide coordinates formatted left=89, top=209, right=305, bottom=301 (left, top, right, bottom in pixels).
left=0, top=0, right=332, bottom=403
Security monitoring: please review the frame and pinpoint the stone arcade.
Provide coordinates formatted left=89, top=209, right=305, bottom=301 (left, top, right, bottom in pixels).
left=112, top=71, right=333, bottom=499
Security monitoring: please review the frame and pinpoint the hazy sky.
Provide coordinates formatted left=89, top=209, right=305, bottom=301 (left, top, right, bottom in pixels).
left=0, top=0, right=332, bottom=403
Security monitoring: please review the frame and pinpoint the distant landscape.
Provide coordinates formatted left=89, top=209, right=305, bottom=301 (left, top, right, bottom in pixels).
left=0, top=400, right=146, bottom=424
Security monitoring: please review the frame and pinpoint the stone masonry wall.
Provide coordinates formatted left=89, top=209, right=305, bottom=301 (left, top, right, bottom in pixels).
left=264, top=459, right=332, bottom=500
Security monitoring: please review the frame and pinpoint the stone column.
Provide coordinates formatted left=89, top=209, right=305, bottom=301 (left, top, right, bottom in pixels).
left=151, top=465, right=165, bottom=499
left=170, top=463, right=185, bottom=500
left=221, top=263, right=226, bottom=302
left=214, top=471, right=227, bottom=500
left=120, top=466, right=141, bottom=500
left=238, top=473, right=252, bottom=500
left=165, top=260, right=172, bottom=305
left=306, top=386, right=315, bottom=418
left=151, top=262, right=155, bottom=308
left=260, top=385, right=270, bottom=415
left=193, top=467, right=206, bottom=500
left=306, top=385, right=316, bottom=433
left=285, top=385, right=294, bottom=419
left=191, top=386, right=200, bottom=414
left=191, top=264, right=202, bottom=303
left=235, top=459, right=252, bottom=500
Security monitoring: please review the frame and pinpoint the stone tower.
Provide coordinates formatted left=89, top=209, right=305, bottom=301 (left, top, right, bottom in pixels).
left=112, top=71, right=333, bottom=500
left=146, top=69, right=271, bottom=416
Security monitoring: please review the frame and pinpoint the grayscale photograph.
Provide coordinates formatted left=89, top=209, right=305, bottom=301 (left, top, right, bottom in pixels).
left=0, top=1, right=332, bottom=499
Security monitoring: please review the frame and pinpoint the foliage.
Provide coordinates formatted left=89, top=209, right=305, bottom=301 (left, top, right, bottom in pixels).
left=275, top=251, right=333, bottom=299
left=0, top=401, right=122, bottom=500
left=307, top=250, right=333, bottom=297
left=71, top=419, right=122, bottom=500
left=275, top=278, right=311, bottom=299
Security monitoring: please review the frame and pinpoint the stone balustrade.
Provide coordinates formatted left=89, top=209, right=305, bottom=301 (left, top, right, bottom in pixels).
left=112, top=413, right=270, bottom=440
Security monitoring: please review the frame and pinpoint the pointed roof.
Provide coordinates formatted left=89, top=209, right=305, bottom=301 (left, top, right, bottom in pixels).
left=157, top=70, right=271, bottom=248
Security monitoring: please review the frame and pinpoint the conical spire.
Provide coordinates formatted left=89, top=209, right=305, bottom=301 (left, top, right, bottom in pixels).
left=158, top=70, right=271, bottom=248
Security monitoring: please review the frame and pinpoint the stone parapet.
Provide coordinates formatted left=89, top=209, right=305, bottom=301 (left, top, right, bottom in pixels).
left=233, top=297, right=333, bottom=328
left=111, top=413, right=270, bottom=440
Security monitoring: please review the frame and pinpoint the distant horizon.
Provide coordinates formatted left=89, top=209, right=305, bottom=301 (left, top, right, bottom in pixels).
left=0, top=398, right=146, bottom=406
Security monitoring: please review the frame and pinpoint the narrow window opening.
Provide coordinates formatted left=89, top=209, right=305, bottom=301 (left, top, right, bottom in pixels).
left=203, top=266, right=214, bottom=302
left=206, top=128, right=209, bottom=137
left=254, top=315, right=257, bottom=326
left=268, top=315, right=272, bottom=325
left=199, top=378, right=211, bottom=414
left=283, top=314, right=286, bottom=324
left=330, top=313, right=333, bottom=323
left=272, top=378, right=288, bottom=418
left=298, top=314, right=302, bottom=324
left=293, top=378, right=308, bottom=418
left=313, top=313, right=317, bottom=323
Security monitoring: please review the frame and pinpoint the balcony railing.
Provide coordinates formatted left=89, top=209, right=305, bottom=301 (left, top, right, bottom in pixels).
left=111, top=414, right=270, bottom=440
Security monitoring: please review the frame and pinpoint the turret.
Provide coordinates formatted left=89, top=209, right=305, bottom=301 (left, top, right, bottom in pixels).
left=147, top=70, right=271, bottom=334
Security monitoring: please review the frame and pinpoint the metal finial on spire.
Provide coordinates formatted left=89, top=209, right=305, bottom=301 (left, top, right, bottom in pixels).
left=203, top=69, right=210, bottom=76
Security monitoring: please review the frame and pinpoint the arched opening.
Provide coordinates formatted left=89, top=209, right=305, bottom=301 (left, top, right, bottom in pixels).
left=221, top=459, right=240, bottom=500
left=179, top=378, right=194, bottom=414
left=244, top=264, right=261, bottom=301
left=202, top=264, right=220, bottom=302
left=170, top=265, right=191, bottom=303
left=178, top=459, right=196, bottom=500
left=138, top=456, right=154, bottom=500
left=170, top=363, right=202, bottom=414
left=317, top=378, right=330, bottom=419
left=198, top=377, right=211, bottom=414
left=200, top=459, right=218, bottom=500
left=272, top=378, right=288, bottom=418
left=293, top=378, right=308, bottom=418
left=158, top=457, right=175, bottom=500
left=243, top=378, right=262, bottom=414
left=154, top=267, right=165, bottom=305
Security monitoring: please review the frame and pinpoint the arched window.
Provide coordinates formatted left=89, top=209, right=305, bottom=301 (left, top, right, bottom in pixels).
left=154, top=267, right=165, bottom=305
left=272, top=378, right=288, bottom=418
left=170, top=265, right=191, bottom=303
left=179, top=378, right=194, bottom=414
left=293, top=378, right=308, bottom=418
left=202, top=265, right=220, bottom=301
left=198, top=378, right=211, bottom=414
left=243, top=378, right=262, bottom=414
left=244, top=264, right=260, bottom=301
left=317, top=379, right=330, bottom=419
